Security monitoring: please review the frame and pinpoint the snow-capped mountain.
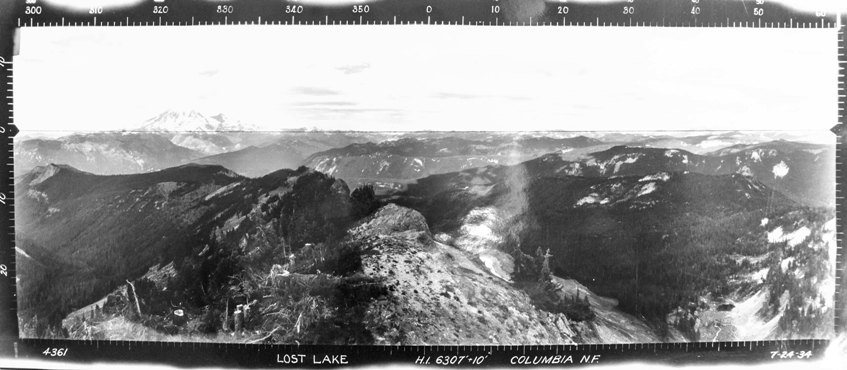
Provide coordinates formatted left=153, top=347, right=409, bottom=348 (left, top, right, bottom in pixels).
left=138, top=110, right=259, bottom=133
left=134, top=110, right=271, bottom=156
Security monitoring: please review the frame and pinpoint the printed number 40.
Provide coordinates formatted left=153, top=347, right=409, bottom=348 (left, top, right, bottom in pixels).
left=43, top=348, right=68, bottom=357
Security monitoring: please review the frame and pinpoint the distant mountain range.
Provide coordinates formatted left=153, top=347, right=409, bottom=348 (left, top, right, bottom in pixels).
left=14, top=133, right=203, bottom=176
left=523, top=141, right=834, bottom=207
left=14, top=110, right=382, bottom=176
left=15, top=111, right=834, bottom=198
left=192, top=132, right=382, bottom=177
left=302, top=136, right=607, bottom=190
left=16, top=141, right=835, bottom=342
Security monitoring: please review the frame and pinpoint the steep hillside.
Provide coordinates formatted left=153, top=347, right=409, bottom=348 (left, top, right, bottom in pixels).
left=50, top=202, right=665, bottom=345
left=390, top=162, right=834, bottom=340
left=526, top=142, right=834, bottom=207
left=16, top=163, right=245, bottom=325
left=14, top=133, right=203, bottom=176
left=15, top=163, right=346, bottom=330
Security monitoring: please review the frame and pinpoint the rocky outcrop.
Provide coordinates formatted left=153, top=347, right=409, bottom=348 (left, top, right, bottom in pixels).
left=348, top=203, right=431, bottom=244
left=348, top=204, right=576, bottom=345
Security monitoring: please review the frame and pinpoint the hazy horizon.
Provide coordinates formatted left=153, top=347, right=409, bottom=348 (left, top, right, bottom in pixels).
left=15, top=26, right=837, bottom=133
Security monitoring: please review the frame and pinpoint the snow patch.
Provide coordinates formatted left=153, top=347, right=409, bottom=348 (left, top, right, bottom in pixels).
left=614, top=154, right=641, bottom=174
left=780, top=257, right=795, bottom=273
left=760, top=218, right=769, bottom=227
left=26, top=189, right=48, bottom=202
left=772, top=161, right=789, bottom=179
left=454, top=207, right=502, bottom=255
left=751, top=267, right=769, bottom=282
left=729, top=289, right=783, bottom=340
left=576, top=193, right=601, bottom=206
left=823, top=218, right=836, bottom=232
left=556, top=163, right=583, bottom=176
left=204, top=182, right=241, bottom=201
left=767, top=227, right=784, bottom=244
left=29, top=165, right=61, bottom=186
left=15, top=247, right=33, bottom=260
left=786, top=227, right=810, bottom=247
left=637, top=182, right=658, bottom=197
left=639, top=172, right=670, bottom=182
left=768, top=226, right=811, bottom=247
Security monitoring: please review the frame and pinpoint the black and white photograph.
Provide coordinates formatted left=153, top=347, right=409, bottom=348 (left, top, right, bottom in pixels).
left=11, top=24, right=838, bottom=346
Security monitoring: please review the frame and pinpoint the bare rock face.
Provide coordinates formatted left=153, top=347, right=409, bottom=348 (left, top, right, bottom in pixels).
left=345, top=204, right=577, bottom=345
left=349, top=203, right=431, bottom=243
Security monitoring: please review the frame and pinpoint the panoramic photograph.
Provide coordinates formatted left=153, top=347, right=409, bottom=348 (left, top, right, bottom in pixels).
left=12, top=26, right=837, bottom=344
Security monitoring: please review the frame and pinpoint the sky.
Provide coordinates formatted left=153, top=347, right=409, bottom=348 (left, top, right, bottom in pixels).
left=14, top=25, right=839, bottom=135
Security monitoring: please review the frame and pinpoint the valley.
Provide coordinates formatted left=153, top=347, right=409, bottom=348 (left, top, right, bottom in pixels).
left=13, top=123, right=837, bottom=344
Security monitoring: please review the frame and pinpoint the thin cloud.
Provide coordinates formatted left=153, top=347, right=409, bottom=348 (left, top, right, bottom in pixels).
left=292, top=87, right=340, bottom=96
left=296, top=106, right=401, bottom=114
left=292, top=101, right=357, bottom=107
left=336, top=63, right=371, bottom=75
left=432, top=92, right=529, bottom=101
left=199, top=70, right=219, bottom=77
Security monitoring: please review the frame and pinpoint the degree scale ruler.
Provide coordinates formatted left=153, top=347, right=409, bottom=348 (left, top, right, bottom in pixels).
left=0, top=0, right=845, bottom=368
left=0, top=0, right=843, bottom=27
